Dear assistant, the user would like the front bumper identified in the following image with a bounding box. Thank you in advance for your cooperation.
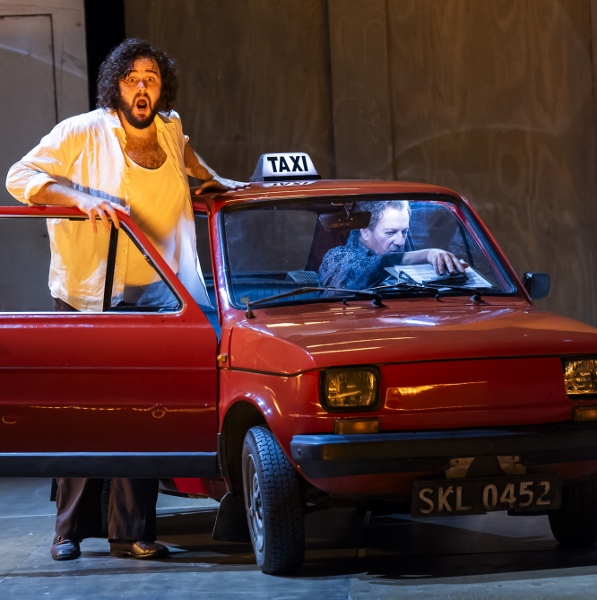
[290,421,597,478]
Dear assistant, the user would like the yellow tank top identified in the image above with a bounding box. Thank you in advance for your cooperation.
[124,153,189,286]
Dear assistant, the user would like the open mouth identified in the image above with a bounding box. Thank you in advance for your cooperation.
[135,97,149,112]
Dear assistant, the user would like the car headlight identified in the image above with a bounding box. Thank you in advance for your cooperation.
[322,367,379,411]
[564,358,597,396]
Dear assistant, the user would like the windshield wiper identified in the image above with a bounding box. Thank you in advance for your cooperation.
[368,278,442,296]
[369,279,488,302]
[243,286,385,318]
[392,268,487,301]
[428,284,488,302]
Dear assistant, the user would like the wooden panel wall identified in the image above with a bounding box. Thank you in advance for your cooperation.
[125,0,334,181]
[125,0,597,325]
[387,0,597,324]
[328,0,394,179]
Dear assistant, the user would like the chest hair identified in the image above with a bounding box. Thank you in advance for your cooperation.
[125,134,167,169]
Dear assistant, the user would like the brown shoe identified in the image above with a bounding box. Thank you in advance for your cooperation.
[109,540,169,559]
[51,536,81,561]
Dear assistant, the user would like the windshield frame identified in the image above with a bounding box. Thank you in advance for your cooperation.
[218,193,521,311]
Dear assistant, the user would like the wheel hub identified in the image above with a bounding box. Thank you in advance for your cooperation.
[246,455,264,552]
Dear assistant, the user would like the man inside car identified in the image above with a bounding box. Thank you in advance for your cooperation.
[318,200,467,290]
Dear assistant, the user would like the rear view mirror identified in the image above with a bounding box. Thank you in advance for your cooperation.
[522,272,550,300]
[319,211,371,231]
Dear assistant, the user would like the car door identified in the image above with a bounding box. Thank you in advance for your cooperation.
[0,206,218,478]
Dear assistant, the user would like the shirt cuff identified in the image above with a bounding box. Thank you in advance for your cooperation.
[24,173,57,204]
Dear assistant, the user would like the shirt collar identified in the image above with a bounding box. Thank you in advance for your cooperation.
[347,230,374,255]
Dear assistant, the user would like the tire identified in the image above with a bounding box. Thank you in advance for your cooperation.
[548,476,597,547]
[242,426,305,574]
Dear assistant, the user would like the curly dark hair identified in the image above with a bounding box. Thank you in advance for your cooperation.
[96,38,178,113]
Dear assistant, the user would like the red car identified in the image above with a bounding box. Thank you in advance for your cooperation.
[2,152,597,575]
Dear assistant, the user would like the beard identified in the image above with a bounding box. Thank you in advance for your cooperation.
[118,94,160,130]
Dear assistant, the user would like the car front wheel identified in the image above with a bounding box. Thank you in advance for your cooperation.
[241,426,305,574]
[548,476,597,547]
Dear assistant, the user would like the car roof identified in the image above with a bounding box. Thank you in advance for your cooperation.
[191,179,465,212]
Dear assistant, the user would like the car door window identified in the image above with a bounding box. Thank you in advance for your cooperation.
[0,216,180,312]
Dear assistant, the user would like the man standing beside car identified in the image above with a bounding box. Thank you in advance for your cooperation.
[5,38,246,561]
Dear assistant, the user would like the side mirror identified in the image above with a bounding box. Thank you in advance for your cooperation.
[522,272,550,300]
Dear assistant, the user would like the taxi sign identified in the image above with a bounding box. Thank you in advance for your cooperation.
[250,152,320,182]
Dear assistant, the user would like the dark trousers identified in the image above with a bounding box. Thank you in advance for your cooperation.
[55,478,159,541]
[52,297,159,543]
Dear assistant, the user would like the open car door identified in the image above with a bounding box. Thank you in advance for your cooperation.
[0,206,218,479]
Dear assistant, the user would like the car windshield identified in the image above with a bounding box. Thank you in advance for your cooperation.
[222,197,518,308]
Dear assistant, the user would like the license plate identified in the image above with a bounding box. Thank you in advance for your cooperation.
[411,475,561,518]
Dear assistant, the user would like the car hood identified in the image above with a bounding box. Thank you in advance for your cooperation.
[227,299,597,375]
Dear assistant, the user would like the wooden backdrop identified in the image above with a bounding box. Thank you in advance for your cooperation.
[126,0,597,325]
